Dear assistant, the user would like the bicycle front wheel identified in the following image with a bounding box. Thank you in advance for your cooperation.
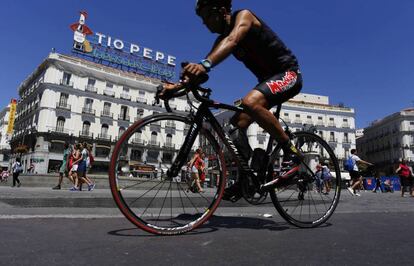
[109,113,226,235]
[269,131,341,228]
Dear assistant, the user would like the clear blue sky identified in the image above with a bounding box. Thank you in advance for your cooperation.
[1,0,413,128]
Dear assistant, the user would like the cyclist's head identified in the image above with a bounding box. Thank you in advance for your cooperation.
[351,149,357,154]
[195,0,232,16]
[195,0,232,33]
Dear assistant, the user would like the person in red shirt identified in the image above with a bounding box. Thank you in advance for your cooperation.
[396,159,413,197]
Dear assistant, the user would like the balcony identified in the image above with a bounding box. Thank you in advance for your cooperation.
[328,138,338,143]
[148,141,160,147]
[163,143,175,150]
[131,138,146,145]
[48,126,71,135]
[85,84,97,93]
[134,116,144,122]
[328,123,336,127]
[118,114,130,122]
[97,134,112,141]
[59,79,74,87]
[342,123,350,128]
[101,111,113,119]
[104,89,115,97]
[120,93,131,101]
[79,131,94,139]
[137,97,147,104]
[56,102,71,111]
[343,139,351,144]
[82,107,96,115]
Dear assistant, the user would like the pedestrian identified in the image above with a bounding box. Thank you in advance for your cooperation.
[322,164,332,195]
[396,159,413,197]
[74,143,95,191]
[315,164,324,193]
[53,142,74,190]
[1,167,9,182]
[372,172,383,193]
[11,158,23,187]
[78,142,95,191]
[187,148,204,193]
[69,143,81,191]
[346,149,374,196]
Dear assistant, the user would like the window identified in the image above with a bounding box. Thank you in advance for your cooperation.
[59,93,69,106]
[88,78,96,86]
[56,117,65,132]
[166,134,172,146]
[120,106,129,120]
[82,121,91,135]
[343,118,348,122]
[101,124,109,137]
[106,82,114,89]
[139,90,145,97]
[62,72,71,85]
[344,133,349,143]
[123,87,130,93]
[295,114,300,118]
[329,118,334,121]
[84,98,93,109]
[103,102,111,115]
[318,117,323,120]
[284,113,289,117]
[307,115,312,119]
[151,132,157,145]
[131,149,142,161]
[330,132,335,141]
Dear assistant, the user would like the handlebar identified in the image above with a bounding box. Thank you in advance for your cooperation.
[155,62,213,112]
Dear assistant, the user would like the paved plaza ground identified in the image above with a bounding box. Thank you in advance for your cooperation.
[1,178,414,265]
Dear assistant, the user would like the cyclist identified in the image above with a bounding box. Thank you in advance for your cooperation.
[160,0,303,201]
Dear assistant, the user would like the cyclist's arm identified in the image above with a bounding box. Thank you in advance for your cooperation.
[206,10,258,67]
[359,159,373,166]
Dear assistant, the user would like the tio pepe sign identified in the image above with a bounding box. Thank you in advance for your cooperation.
[70,11,176,80]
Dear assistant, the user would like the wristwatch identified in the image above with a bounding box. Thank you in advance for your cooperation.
[200,59,212,72]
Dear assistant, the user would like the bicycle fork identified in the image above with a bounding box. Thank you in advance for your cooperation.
[167,122,201,178]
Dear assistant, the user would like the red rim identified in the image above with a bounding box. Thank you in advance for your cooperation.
[109,114,227,235]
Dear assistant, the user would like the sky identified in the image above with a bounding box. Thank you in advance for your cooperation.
[0,0,413,129]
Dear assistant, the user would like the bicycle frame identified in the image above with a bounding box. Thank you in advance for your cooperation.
[168,97,273,182]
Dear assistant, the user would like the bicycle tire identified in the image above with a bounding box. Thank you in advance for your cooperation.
[268,131,341,228]
[109,113,226,235]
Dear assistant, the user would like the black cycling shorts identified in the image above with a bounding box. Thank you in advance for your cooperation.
[254,69,302,107]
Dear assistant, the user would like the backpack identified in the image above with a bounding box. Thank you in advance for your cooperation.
[14,163,23,174]
[343,156,355,172]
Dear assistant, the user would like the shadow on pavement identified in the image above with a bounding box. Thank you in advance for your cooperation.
[107,215,291,237]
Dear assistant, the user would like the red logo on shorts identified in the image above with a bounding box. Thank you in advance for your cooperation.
[266,71,298,94]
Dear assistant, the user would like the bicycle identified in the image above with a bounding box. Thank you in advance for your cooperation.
[109,70,341,235]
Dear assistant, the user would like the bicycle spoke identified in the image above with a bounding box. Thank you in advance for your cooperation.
[270,131,341,227]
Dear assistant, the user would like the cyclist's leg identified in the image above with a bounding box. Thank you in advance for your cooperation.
[242,70,302,146]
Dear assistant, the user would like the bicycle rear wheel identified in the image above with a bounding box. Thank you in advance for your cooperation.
[109,113,226,235]
[269,131,341,227]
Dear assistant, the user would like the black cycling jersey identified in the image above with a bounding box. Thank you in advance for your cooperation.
[230,10,299,82]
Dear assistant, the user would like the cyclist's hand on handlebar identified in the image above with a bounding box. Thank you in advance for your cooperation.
[181,62,208,84]
[157,82,184,100]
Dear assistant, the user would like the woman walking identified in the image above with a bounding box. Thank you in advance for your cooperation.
[53,142,73,190]
[11,158,23,187]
